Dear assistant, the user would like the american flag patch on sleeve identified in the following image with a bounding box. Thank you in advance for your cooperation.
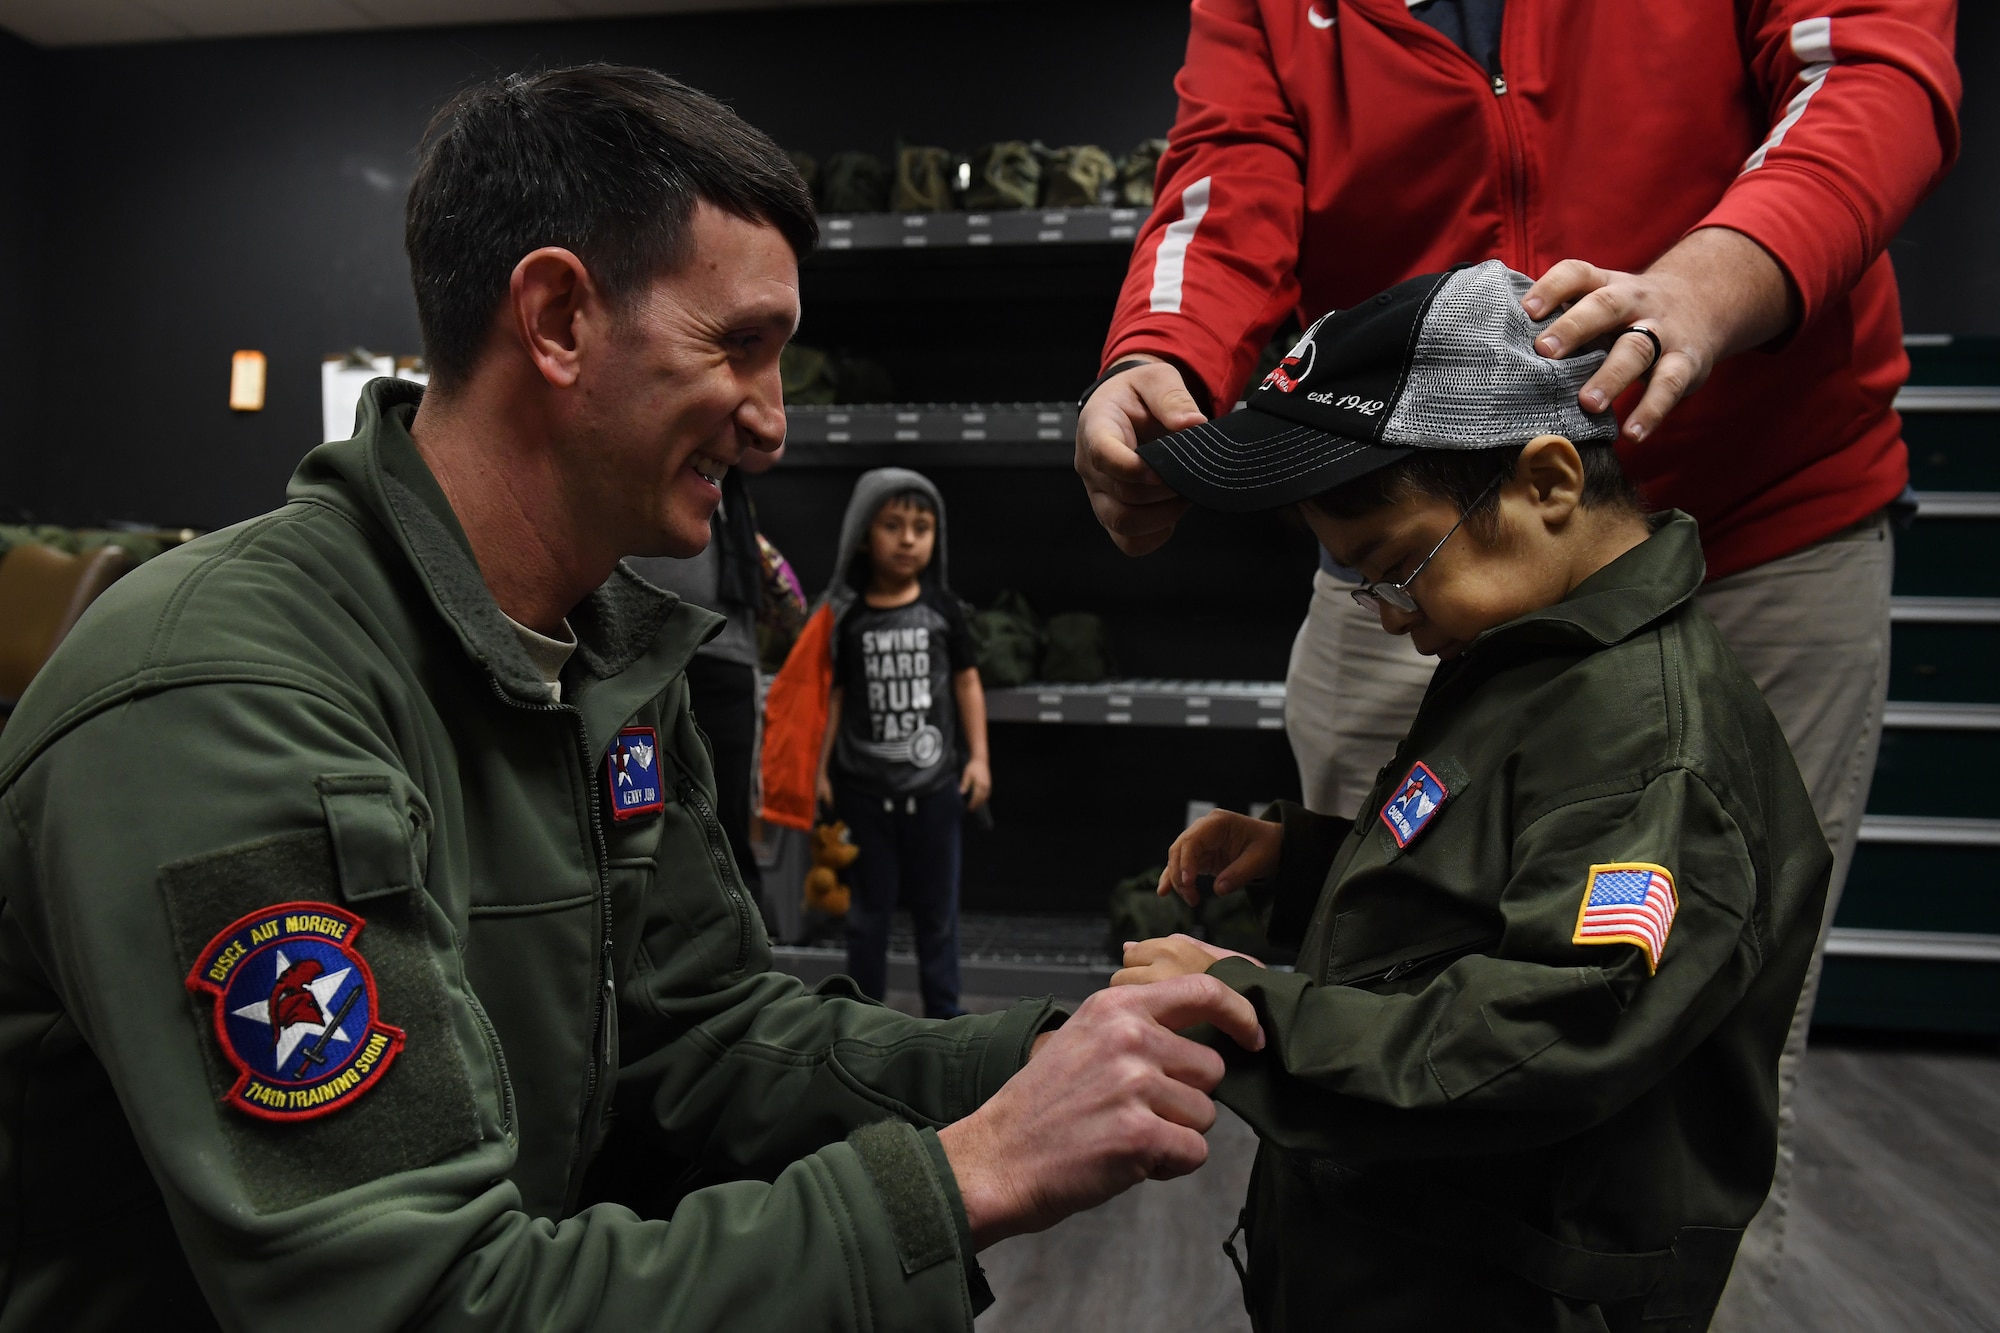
[1572,863,1679,973]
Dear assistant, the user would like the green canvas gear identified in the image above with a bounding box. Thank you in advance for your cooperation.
[964,141,1040,210]
[970,589,1042,688]
[1039,145,1117,208]
[1038,612,1114,683]
[780,342,839,406]
[832,353,896,404]
[1104,866,1194,961]
[893,144,958,213]
[818,150,890,213]
[785,148,819,200]
[1118,138,1169,208]
[0,522,187,569]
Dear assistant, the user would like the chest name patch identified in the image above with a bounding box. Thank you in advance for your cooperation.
[1379,761,1449,848]
[607,726,666,821]
[1573,863,1679,974]
[185,902,405,1122]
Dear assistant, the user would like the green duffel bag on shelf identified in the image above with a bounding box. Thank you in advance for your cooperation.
[1105,866,1194,962]
[780,342,839,406]
[1041,144,1117,208]
[1198,886,1269,959]
[832,353,896,404]
[893,144,958,212]
[964,140,1040,210]
[819,150,890,213]
[1039,611,1115,683]
[1118,138,1169,208]
[971,588,1043,688]
[785,148,819,200]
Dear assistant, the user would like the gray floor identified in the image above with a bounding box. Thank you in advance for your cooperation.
[898,992,2000,1332]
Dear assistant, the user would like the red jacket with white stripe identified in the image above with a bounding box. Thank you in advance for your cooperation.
[1103,0,1961,579]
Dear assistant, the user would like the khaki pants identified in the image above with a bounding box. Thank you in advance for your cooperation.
[1282,516,1893,1324]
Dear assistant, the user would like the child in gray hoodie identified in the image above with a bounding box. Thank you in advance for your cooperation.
[799,469,989,1017]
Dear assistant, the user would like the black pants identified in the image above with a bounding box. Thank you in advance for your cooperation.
[835,783,964,1018]
[683,654,761,898]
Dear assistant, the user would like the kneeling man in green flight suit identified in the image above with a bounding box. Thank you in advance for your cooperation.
[1115,261,1831,1333]
[0,66,1263,1332]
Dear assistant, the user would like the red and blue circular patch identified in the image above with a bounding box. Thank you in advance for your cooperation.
[185,902,405,1122]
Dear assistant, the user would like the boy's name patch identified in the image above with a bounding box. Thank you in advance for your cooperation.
[1379,761,1449,848]
[1573,863,1679,974]
[185,902,406,1122]
[607,726,666,821]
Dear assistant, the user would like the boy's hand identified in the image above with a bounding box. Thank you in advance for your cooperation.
[1159,810,1283,906]
[960,757,992,811]
[815,771,835,809]
[1112,934,1265,987]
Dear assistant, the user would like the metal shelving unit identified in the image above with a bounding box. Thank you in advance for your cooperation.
[986,679,1286,730]
[818,206,1145,252]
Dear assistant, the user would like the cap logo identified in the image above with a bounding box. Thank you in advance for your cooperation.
[1262,327,1318,394]
[1307,391,1385,415]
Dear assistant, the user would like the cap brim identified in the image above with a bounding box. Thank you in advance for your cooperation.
[1137,405,1411,513]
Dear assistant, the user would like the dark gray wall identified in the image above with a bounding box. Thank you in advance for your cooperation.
[1891,4,2000,337]
[0,30,41,510]
[5,2,1187,530]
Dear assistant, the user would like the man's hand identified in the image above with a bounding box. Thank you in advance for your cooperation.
[1158,809,1283,906]
[937,974,1264,1249]
[1113,933,1265,987]
[959,757,992,811]
[1521,227,1797,444]
[1073,356,1206,555]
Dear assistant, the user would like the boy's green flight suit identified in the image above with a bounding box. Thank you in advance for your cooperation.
[1212,514,1831,1333]
[0,379,1055,1332]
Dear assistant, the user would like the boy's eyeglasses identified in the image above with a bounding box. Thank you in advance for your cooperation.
[1349,472,1507,615]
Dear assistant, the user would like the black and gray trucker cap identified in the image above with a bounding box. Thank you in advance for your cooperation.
[1138,260,1618,513]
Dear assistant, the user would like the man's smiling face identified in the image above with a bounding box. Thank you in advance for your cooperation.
[575,202,799,558]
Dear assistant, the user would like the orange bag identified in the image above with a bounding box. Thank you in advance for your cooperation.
[759,603,835,831]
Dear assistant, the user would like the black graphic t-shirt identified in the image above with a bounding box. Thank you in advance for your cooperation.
[831,589,978,798]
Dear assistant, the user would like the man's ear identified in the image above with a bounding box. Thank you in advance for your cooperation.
[508,247,599,389]
[1517,435,1585,522]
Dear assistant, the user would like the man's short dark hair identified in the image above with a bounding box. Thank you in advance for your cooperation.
[406,64,817,389]
[1307,441,1642,537]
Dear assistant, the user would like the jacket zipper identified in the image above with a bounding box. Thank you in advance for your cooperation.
[1492,75,1532,269]
[1486,13,1532,270]
[1340,934,1497,988]
[490,681,617,1206]
[678,773,755,975]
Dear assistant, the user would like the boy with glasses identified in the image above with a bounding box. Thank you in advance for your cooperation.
[1112,261,1831,1332]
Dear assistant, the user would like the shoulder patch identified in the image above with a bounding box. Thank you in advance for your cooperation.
[1573,863,1679,974]
[185,902,406,1121]
[1379,761,1449,848]
[607,726,666,820]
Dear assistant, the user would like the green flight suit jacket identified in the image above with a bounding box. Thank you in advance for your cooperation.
[1214,513,1831,1333]
[0,379,1056,1332]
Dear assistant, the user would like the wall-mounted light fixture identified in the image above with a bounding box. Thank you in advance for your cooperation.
[230,350,267,412]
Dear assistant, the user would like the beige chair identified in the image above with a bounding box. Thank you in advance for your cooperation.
[0,543,132,730]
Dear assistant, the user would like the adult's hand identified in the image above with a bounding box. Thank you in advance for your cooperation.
[1520,227,1798,445]
[1073,356,1207,555]
[937,974,1264,1248]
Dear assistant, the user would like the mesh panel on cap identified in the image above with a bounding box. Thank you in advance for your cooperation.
[1381,261,1616,448]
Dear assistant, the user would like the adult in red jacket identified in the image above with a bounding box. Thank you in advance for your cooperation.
[1075,1,1960,1324]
